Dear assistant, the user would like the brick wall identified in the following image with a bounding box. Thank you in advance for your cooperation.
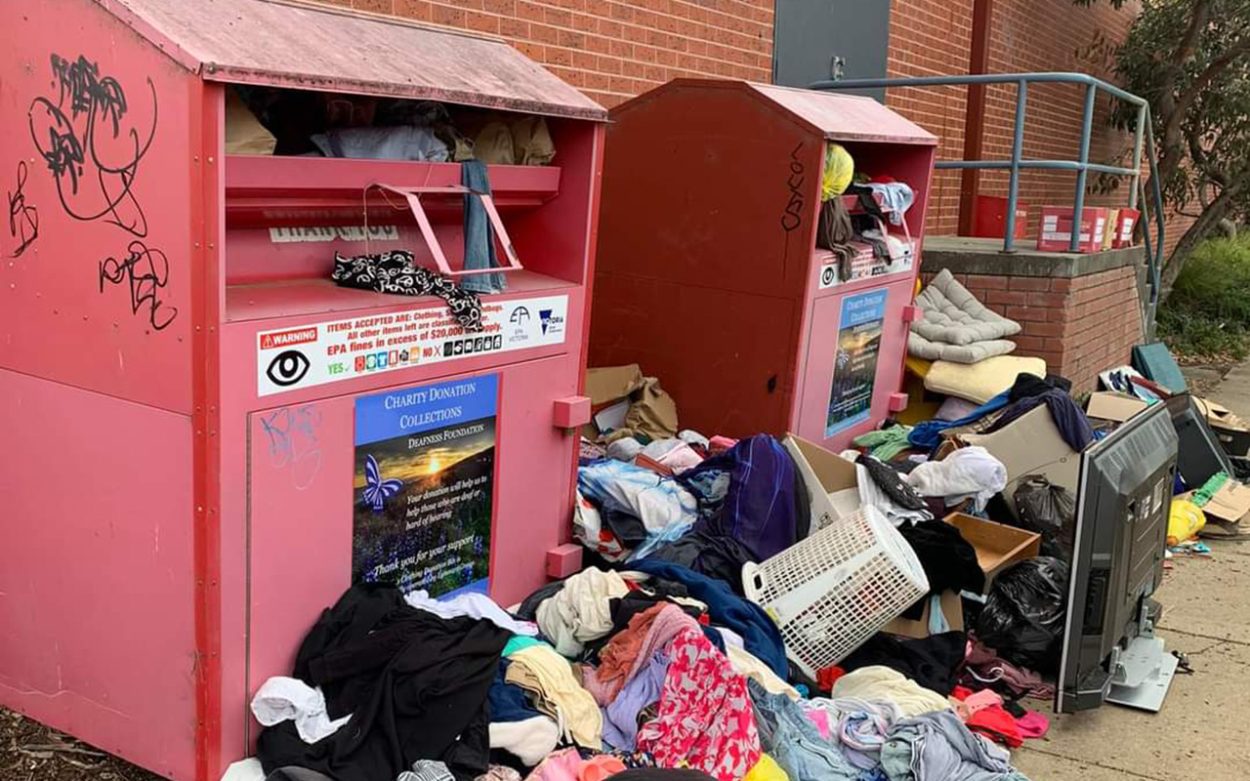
[321,0,1194,255]
[326,0,774,108]
[887,0,1143,240]
[931,265,1144,393]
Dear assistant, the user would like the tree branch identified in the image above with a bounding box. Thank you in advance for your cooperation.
[1172,34,1250,121]
[1172,0,1213,69]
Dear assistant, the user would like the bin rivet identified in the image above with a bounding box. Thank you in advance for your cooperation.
[208,156,215,164]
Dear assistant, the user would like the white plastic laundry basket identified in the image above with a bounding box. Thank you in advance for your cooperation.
[742,505,929,678]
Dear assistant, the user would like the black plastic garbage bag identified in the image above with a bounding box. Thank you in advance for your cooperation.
[1013,475,1076,560]
[976,556,1070,673]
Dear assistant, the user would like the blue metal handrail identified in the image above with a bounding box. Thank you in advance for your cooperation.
[808,72,1166,332]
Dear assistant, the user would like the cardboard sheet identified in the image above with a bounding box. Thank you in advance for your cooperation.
[884,591,964,639]
[583,364,678,441]
[784,434,858,533]
[1203,480,1250,523]
[961,405,1080,512]
[1086,392,1149,423]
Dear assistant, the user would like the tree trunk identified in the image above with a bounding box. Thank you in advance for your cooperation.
[1160,189,1236,295]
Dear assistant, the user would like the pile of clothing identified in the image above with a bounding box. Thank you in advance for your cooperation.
[243,381,1106,781]
[250,559,1042,781]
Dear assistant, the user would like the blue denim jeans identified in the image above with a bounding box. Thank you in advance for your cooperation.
[748,679,861,781]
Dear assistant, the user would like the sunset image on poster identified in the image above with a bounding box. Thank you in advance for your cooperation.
[826,289,887,437]
[352,375,498,597]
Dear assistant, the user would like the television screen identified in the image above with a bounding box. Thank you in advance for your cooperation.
[1056,402,1177,713]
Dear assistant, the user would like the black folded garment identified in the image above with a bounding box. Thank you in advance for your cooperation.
[897,519,985,620]
[840,630,968,695]
[331,250,483,332]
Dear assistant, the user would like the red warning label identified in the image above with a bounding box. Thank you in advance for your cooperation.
[260,327,319,350]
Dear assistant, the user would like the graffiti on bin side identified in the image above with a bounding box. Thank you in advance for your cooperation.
[6,161,39,258]
[28,54,157,237]
[260,406,324,490]
[781,142,806,233]
[27,52,177,332]
[97,241,178,331]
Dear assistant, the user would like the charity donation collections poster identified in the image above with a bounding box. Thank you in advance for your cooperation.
[352,374,498,597]
[826,289,887,437]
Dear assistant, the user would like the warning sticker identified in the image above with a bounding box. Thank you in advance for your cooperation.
[257,295,569,397]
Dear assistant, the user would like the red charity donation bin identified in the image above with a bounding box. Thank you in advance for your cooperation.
[0,1,606,779]
[589,80,937,451]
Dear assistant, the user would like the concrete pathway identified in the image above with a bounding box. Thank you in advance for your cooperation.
[1012,363,1250,779]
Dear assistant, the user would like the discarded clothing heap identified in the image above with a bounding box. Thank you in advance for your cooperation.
[577,461,699,562]
[839,631,968,696]
[830,667,951,719]
[905,446,1007,513]
[635,626,761,781]
[536,568,631,657]
[949,686,1049,748]
[854,425,915,462]
[331,250,483,332]
[506,644,604,749]
[881,710,1029,781]
[248,393,1070,781]
[256,584,510,781]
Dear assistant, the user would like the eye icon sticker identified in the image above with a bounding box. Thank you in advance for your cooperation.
[266,349,311,388]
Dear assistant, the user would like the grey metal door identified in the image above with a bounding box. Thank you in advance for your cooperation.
[773,0,892,100]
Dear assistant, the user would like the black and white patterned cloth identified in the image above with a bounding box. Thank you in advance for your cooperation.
[331,250,484,332]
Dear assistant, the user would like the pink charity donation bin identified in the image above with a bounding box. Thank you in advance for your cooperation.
[0,1,607,778]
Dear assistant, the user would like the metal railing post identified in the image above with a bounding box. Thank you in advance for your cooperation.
[1129,104,1146,211]
[1070,83,1098,252]
[1004,80,1029,253]
[807,72,1168,333]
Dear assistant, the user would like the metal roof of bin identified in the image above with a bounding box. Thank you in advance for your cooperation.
[97,0,608,120]
[613,79,936,145]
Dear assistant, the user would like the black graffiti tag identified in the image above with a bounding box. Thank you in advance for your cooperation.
[781,143,806,233]
[28,53,157,237]
[98,241,178,331]
[7,161,39,257]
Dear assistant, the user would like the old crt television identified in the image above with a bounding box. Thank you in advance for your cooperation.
[1057,402,1178,713]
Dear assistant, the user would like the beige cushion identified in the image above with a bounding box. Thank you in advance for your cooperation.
[925,356,1047,404]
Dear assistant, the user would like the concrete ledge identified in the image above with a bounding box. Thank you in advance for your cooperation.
[921,236,1145,278]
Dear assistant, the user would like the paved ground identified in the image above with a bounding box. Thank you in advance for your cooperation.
[1013,362,1250,780]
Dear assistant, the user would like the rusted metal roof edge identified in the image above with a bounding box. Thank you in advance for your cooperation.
[203,66,610,121]
[256,0,510,46]
[747,82,939,146]
[94,0,204,74]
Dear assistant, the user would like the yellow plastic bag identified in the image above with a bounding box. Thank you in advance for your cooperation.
[822,143,855,201]
[1167,499,1206,546]
[744,754,789,781]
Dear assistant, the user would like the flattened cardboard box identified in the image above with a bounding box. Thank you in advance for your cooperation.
[960,405,1080,516]
[1204,480,1250,523]
[1086,392,1148,423]
[782,434,860,533]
